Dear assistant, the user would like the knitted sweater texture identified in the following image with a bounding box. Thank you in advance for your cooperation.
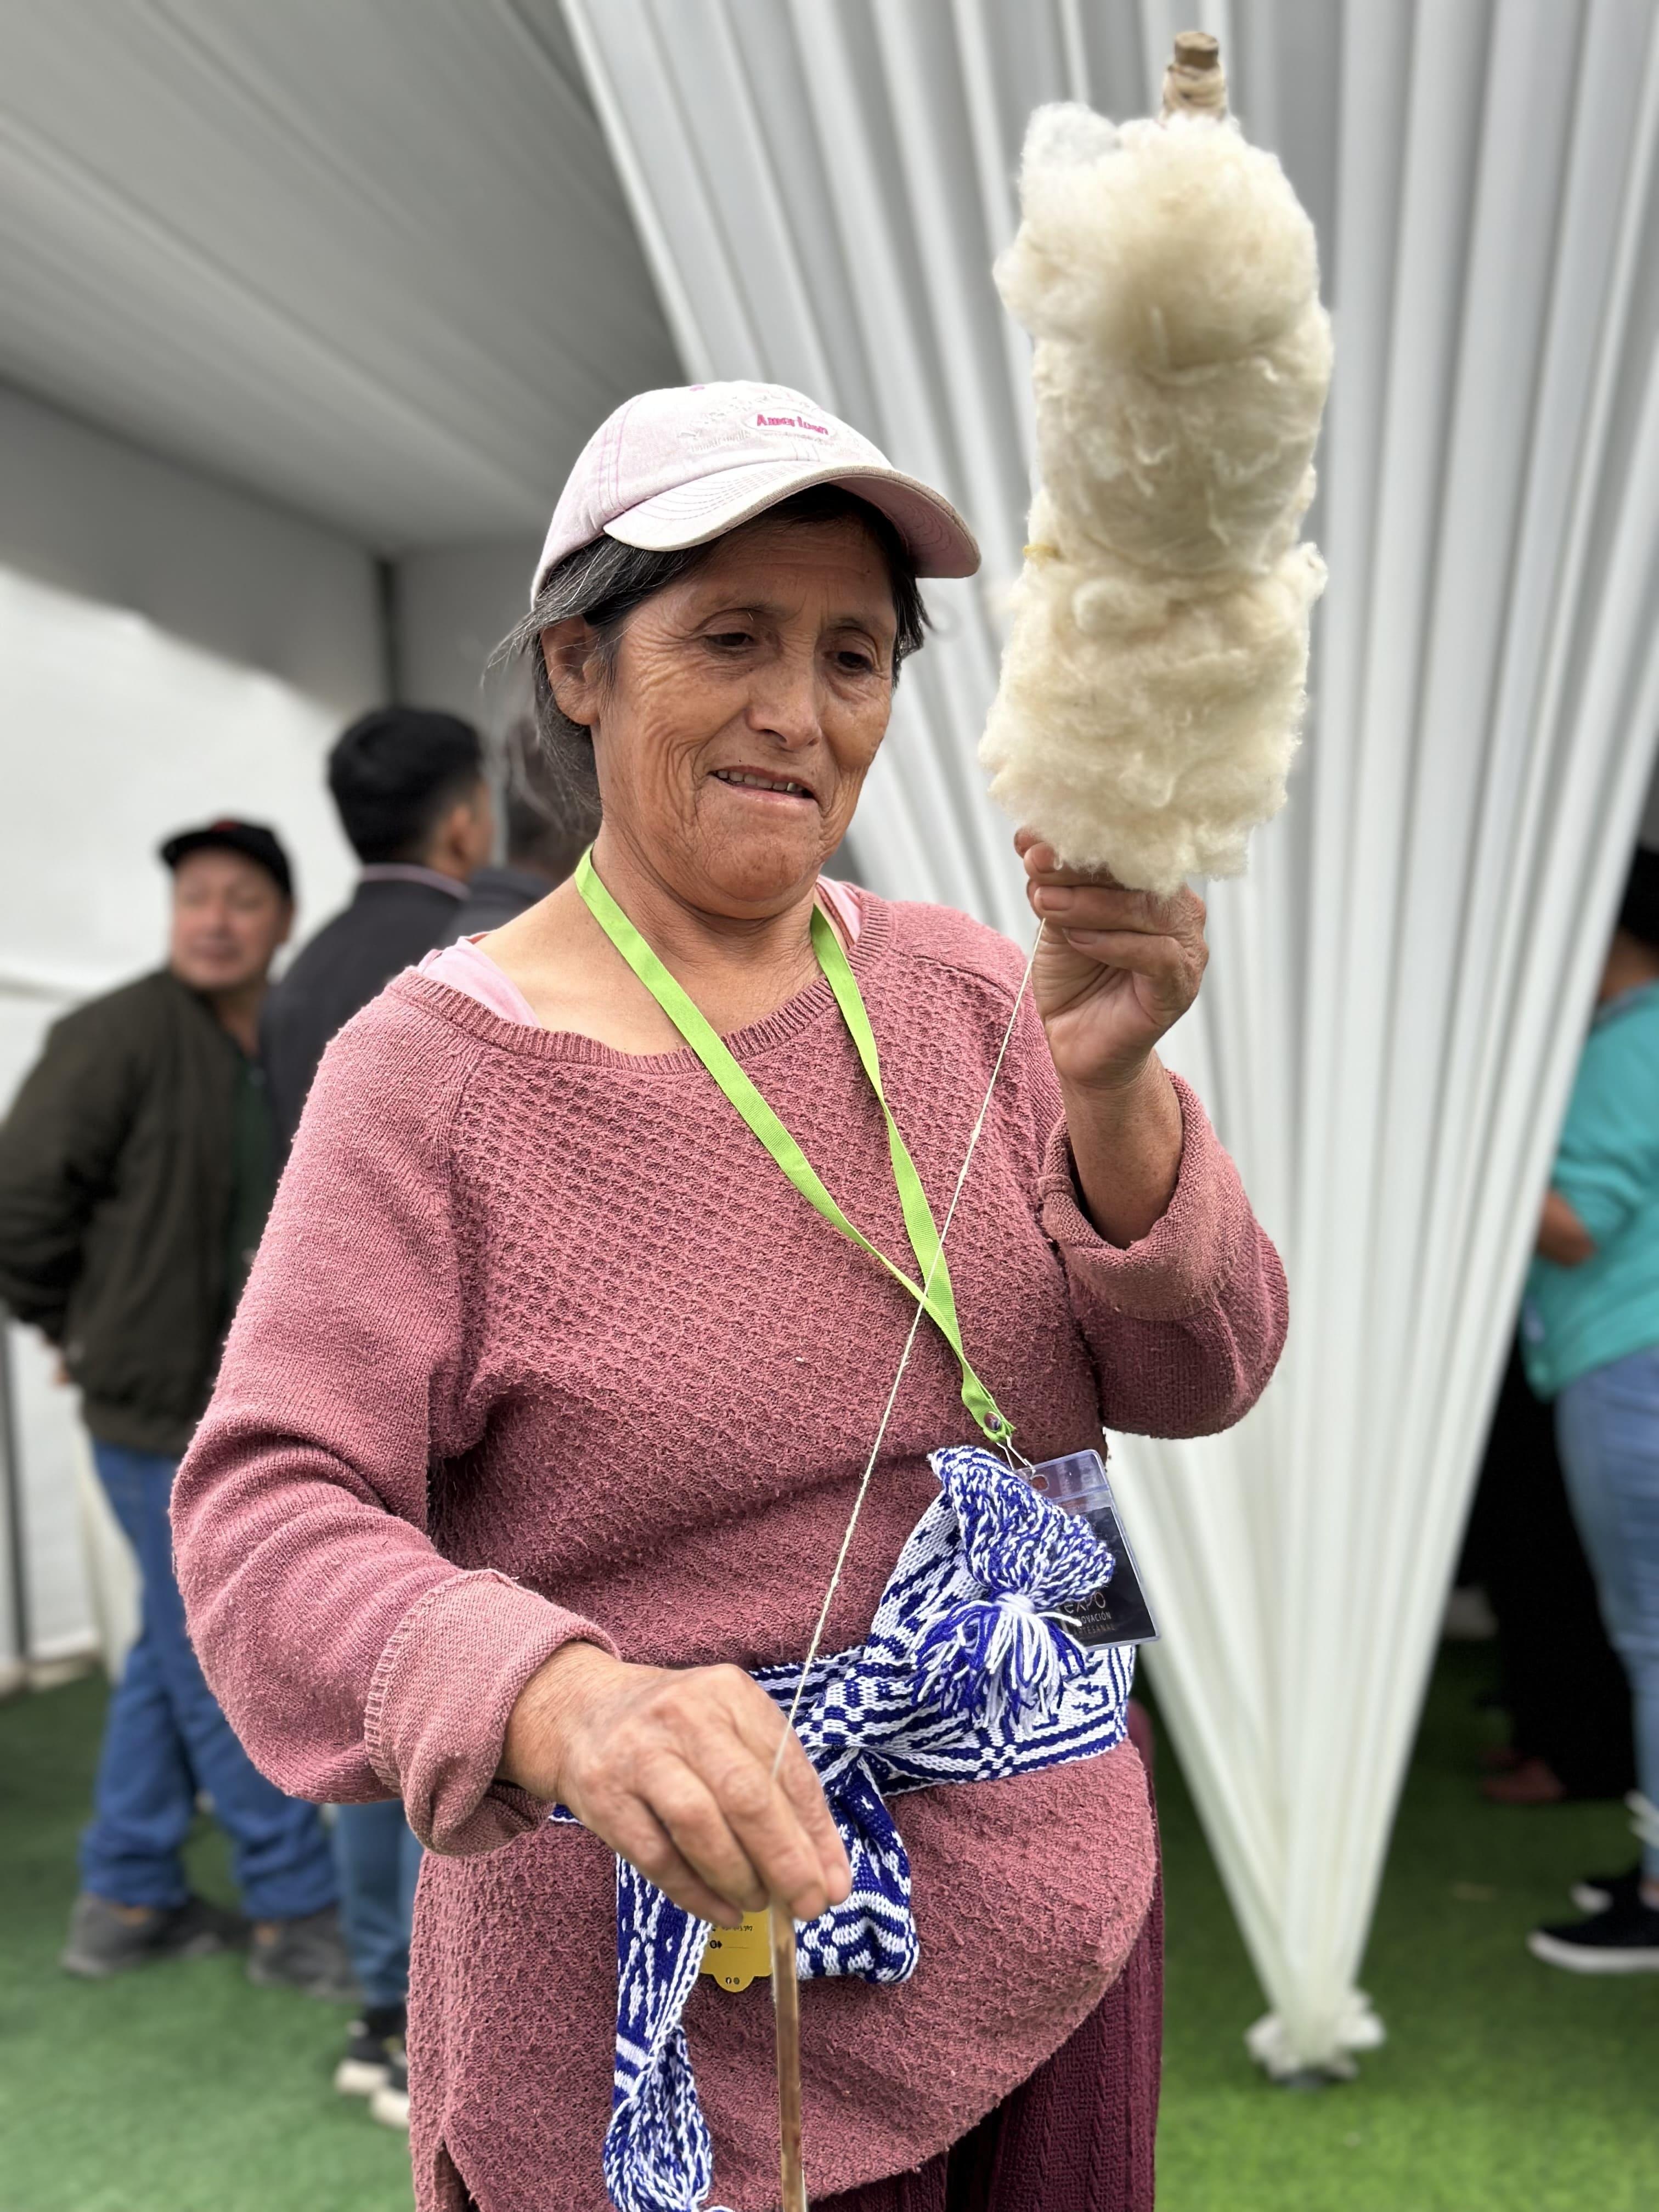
[172,890,1286,2212]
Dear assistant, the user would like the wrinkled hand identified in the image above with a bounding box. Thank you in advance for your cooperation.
[1018,831,1208,1091]
[501,1642,851,1927]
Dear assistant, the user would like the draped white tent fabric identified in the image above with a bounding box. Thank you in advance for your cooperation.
[564,0,1659,2070]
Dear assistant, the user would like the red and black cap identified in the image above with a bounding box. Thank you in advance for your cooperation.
[159,819,293,901]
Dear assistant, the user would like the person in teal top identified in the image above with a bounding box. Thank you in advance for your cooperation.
[1522,923,1659,1400]
[1523,845,1659,1974]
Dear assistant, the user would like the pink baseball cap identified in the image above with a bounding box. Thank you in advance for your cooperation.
[531,381,980,600]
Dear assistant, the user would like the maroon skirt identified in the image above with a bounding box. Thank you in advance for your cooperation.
[812,1871,1161,2212]
[816,1703,1163,2212]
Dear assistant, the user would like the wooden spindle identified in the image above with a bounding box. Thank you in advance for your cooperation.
[772,1907,807,2212]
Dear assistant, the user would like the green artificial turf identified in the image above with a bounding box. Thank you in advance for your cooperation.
[1,1647,1656,2210]
[0,1673,411,2212]
[1155,1641,1659,2210]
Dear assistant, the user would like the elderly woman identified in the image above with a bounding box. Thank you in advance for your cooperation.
[173,381,1286,2212]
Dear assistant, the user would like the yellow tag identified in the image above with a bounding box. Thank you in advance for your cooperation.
[699,1910,773,1993]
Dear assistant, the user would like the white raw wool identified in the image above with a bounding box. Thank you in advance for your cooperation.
[980,103,1333,895]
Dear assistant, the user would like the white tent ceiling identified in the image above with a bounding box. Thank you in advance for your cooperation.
[0,1,679,550]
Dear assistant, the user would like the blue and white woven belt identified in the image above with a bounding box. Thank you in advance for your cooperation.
[550,1443,1136,2212]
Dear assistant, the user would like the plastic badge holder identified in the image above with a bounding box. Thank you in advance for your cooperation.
[1028,1449,1159,1647]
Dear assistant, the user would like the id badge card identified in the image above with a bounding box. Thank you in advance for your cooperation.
[1029,1448,1159,1647]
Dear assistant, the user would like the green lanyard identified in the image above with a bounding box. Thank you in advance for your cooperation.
[575,848,1012,1446]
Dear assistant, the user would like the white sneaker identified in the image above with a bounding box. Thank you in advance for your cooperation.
[369,2052,409,2131]
[1527,1897,1659,1973]
[334,2012,403,2098]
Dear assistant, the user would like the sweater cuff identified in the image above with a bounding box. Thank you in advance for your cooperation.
[1036,1074,1246,1321]
[364,1570,615,1856]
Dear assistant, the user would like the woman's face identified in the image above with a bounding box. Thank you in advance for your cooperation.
[546,514,899,916]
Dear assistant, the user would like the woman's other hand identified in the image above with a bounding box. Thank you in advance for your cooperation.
[500,1642,851,1927]
[1537,1187,1596,1268]
[1018,831,1207,1090]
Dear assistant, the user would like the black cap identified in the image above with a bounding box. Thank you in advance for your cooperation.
[160,819,293,901]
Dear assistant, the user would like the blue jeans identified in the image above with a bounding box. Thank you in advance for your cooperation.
[333,1800,421,2011]
[78,1442,337,1921]
[1556,1346,1659,1878]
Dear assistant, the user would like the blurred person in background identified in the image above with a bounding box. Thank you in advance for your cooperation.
[263,708,492,2129]
[1465,1338,1634,1809]
[1523,845,1659,1973]
[451,714,601,936]
[0,821,352,1994]
[262,708,494,1147]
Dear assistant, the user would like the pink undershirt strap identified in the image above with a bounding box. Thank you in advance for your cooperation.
[416,935,540,1025]
[417,878,865,1031]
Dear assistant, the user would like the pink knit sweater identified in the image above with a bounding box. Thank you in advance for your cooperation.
[172,890,1286,2212]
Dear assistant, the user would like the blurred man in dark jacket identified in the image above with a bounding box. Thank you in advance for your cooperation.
[262,708,494,1145]
[452,714,599,938]
[0,822,351,1994]
[260,707,492,2129]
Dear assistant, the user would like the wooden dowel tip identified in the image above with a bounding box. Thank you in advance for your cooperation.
[1163,29,1228,119]
[1172,30,1220,69]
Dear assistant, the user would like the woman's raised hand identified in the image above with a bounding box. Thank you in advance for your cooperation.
[1017,830,1205,1246]
[501,1642,851,1927]
[1018,830,1207,1092]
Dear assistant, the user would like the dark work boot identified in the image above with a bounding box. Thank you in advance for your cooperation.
[247,1905,360,2002]
[61,1892,248,1977]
